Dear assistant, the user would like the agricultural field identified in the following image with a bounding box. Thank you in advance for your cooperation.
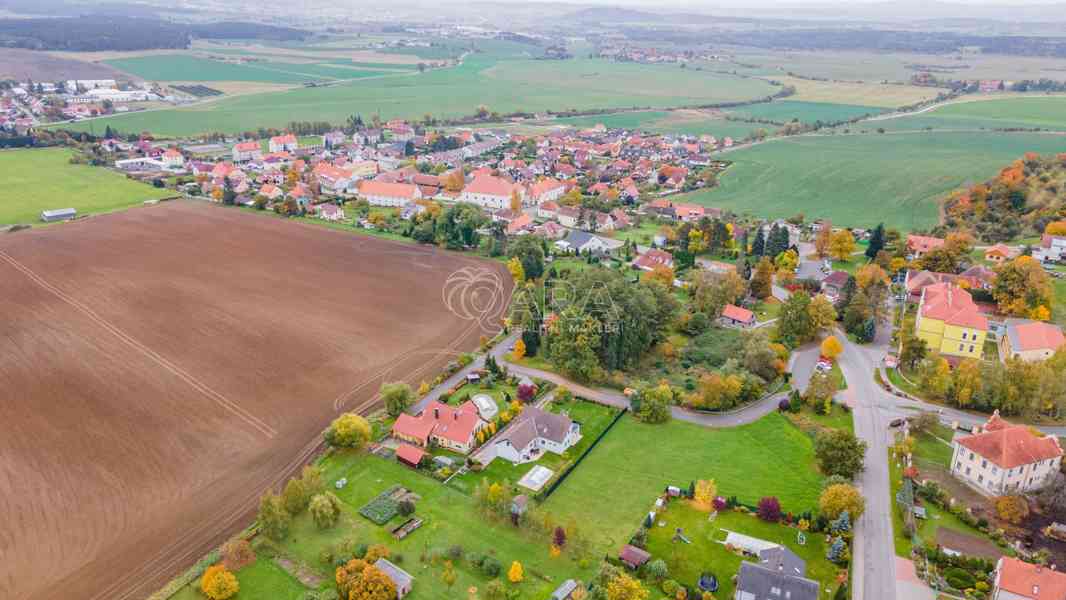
[869,95,1066,132]
[551,109,770,139]
[0,148,172,225]
[768,76,939,108]
[679,131,1066,231]
[0,200,509,600]
[543,412,825,552]
[726,100,885,124]
[56,51,780,137]
[104,55,398,83]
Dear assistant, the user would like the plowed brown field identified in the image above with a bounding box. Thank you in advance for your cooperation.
[0,200,509,600]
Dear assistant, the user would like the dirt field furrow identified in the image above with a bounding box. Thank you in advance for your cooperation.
[0,200,510,600]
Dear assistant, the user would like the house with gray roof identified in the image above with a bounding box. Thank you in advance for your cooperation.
[374,558,414,599]
[554,230,611,255]
[757,546,807,579]
[735,561,819,600]
[492,406,581,464]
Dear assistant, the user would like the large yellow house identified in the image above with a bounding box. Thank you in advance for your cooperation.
[915,282,989,360]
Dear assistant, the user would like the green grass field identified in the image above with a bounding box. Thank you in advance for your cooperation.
[871,96,1066,132]
[677,131,1066,231]
[0,148,172,225]
[543,413,824,552]
[551,110,770,139]
[105,55,393,83]
[727,100,885,124]
[59,52,779,136]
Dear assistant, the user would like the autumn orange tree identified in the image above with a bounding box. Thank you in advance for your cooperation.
[821,336,843,359]
[201,565,239,600]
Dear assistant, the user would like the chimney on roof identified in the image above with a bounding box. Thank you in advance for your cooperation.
[454,410,459,421]
[433,408,439,420]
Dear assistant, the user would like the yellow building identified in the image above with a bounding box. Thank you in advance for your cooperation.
[915,283,988,360]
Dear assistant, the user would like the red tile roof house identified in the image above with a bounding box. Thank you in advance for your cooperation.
[950,410,1063,495]
[314,163,355,195]
[632,248,674,271]
[391,401,487,454]
[999,319,1065,362]
[232,141,263,163]
[359,181,422,207]
[537,200,560,221]
[259,184,283,201]
[719,304,756,328]
[906,234,946,259]
[820,270,851,301]
[460,175,525,210]
[269,133,299,153]
[528,178,567,205]
[993,557,1066,600]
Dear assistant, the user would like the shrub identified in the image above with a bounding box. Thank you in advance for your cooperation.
[447,545,465,561]
[662,579,679,596]
[201,565,239,600]
[945,567,975,590]
[324,413,372,449]
[309,492,342,529]
[398,499,416,517]
[995,496,1029,524]
[647,559,669,581]
[757,497,782,522]
[221,539,256,572]
[482,556,502,577]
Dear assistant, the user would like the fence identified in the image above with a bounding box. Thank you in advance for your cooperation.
[535,405,628,501]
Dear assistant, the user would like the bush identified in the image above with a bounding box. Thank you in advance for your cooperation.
[482,556,502,577]
[221,539,255,571]
[447,545,465,561]
[945,567,976,590]
[662,579,679,596]
[398,499,415,516]
[757,497,782,522]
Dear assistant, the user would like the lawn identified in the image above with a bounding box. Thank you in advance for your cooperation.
[872,96,1066,132]
[785,404,855,436]
[105,55,389,83]
[912,424,955,471]
[57,48,780,136]
[767,76,939,108]
[170,556,308,600]
[260,449,597,600]
[676,132,1066,231]
[543,413,825,553]
[644,503,841,600]
[727,100,885,125]
[0,148,172,225]
[1053,276,1066,329]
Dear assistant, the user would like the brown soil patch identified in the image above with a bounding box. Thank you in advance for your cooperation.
[936,528,1003,561]
[0,49,130,81]
[0,200,509,600]
[166,81,299,96]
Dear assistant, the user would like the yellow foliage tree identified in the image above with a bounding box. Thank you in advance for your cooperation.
[549,544,562,558]
[418,381,430,395]
[642,265,675,287]
[821,336,843,359]
[349,564,397,600]
[995,495,1029,524]
[692,479,718,512]
[819,483,866,520]
[828,230,856,262]
[606,573,649,600]
[507,257,525,283]
[201,565,239,600]
[510,190,522,212]
[211,188,223,202]
[508,561,524,583]
[1046,221,1066,236]
[512,339,526,361]
[1030,305,1051,321]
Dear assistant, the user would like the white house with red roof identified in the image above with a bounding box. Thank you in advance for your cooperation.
[314,163,355,194]
[992,557,1066,600]
[391,401,487,454]
[1035,234,1066,263]
[232,141,262,163]
[358,181,422,207]
[951,410,1063,495]
[537,201,560,221]
[906,234,946,259]
[527,178,566,205]
[460,175,525,209]
[720,304,756,328]
[161,148,184,169]
[269,134,298,153]
[632,248,674,271]
[999,319,1065,363]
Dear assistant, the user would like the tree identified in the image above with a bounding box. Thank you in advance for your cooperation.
[309,492,342,529]
[325,413,372,449]
[547,307,602,382]
[777,292,815,348]
[865,223,885,259]
[258,491,291,541]
[692,479,718,511]
[507,256,525,283]
[808,295,837,333]
[201,565,239,600]
[634,382,673,424]
[819,483,866,519]
[441,560,457,589]
[815,429,867,480]
[381,382,414,417]
[804,372,837,408]
[1046,221,1066,236]
[899,333,928,372]
[750,257,774,299]
[993,256,1054,317]
[606,573,649,600]
[815,226,832,259]
[646,559,669,581]
[282,477,309,514]
[508,561,524,583]
[348,564,397,600]
[689,270,747,317]
[920,355,952,401]
[512,338,526,361]
[554,525,567,548]
[221,539,255,572]
[828,230,856,262]
[509,235,545,280]
[757,496,782,522]
[821,336,843,360]
[642,265,675,287]
[995,495,1030,524]
[751,228,766,256]
[1037,472,1066,514]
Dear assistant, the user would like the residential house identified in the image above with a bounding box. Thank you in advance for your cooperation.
[915,283,988,360]
[820,270,850,302]
[632,248,674,271]
[314,203,345,222]
[538,201,560,221]
[951,411,1063,495]
[460,175,525,209]
[315,163,355,195]
[491,406,581,464]
[999,319,1065,362]
[268,134,298,153]
[959,265,997,291]
[991,557,1066,600]
[555,230,611,255]
[618,545,651,570]
[507,213,534,236]
[375,558,414,599]
[610,208,632,229]
[905,270,960,303]
[359,181,423,207]
[232,141,262,163]
[984,244,1017,265]
[259,184,283,201]
[161,148,184,169]
[734,561,819,600]
[534,221,566,240]
[907,234,946,259]
[1035,234,1066,263]
[556,206,580,228]
[391,401,487,454]
[528,178,567,205]
[720,304,756,328]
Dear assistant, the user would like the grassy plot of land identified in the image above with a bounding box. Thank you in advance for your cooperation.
[170,557,308,600]
[0,148,172,225]
[645,504,840,600]
[58,53,779,137]
[552,110,772,139]
[871,96,1066,132]
[543,413,824,552]
[769,76,939,108]
[728,100,885,124]
[678,132,1066,231]
[105,55,390,83]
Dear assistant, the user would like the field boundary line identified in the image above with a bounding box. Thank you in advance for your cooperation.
[0,250,276,438]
